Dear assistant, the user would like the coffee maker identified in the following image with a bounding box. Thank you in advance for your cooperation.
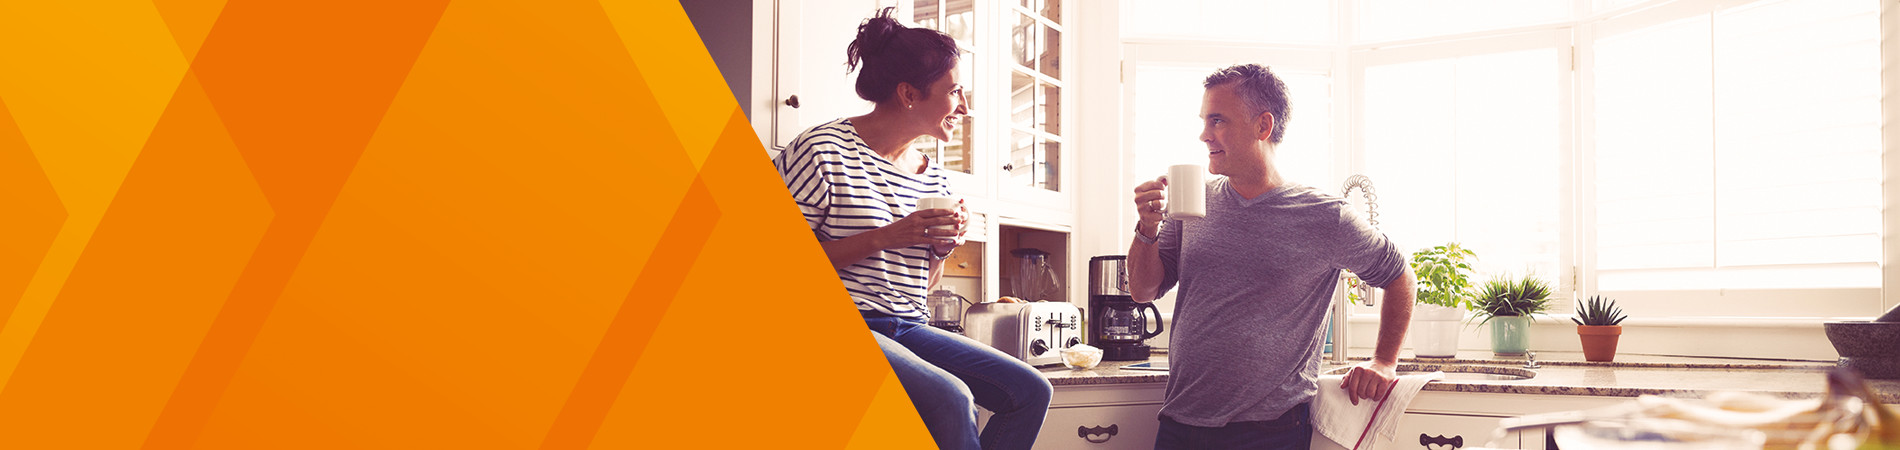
[1088,255,1164,361]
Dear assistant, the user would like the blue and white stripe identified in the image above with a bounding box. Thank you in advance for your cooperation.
[774,118,950,319]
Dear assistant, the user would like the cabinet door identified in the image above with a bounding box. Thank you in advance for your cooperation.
[1382,413,1519,450]
[770,0,889,151]
[1034,403,1162,450]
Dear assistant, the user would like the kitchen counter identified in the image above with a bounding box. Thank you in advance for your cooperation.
[1041,350,1900,403]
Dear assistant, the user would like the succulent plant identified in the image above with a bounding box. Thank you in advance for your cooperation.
[1572,295,1627,326]
[1473,274,1554,326]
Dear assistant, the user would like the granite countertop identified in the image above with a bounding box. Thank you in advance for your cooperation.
[1042,350,1900,403]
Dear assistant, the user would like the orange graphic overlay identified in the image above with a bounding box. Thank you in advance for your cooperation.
[0,1,931,448]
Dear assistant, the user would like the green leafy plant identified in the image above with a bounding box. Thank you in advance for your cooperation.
[1472,274,1554,326]
[1572,295,1627,326]
[1409,243,1479,311]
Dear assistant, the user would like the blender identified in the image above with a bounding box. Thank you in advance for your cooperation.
[1088,255,1165,361]
[1010,248,1061,301]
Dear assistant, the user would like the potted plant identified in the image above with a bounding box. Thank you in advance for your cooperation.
[1473,274,1554,356]
[1572,295,1627,362]
[1408,243,1479,358]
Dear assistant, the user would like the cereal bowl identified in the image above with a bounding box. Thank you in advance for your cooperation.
[1061,345,1103,370]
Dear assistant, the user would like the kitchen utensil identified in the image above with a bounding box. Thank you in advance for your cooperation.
[1166,164,1206,219]
[1060,344,1103,370]
[1088,255,1164,361]
[917,196,957,231]
[962,300,1081,366]
[1010,248,1061,302]
[926,286,972,332]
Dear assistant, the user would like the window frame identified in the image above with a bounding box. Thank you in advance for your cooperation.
[1117,0,1886,320]
[1348,27,1579,309]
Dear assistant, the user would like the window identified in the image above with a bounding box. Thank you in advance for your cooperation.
[1361,42,1566,283]
[1590,0,1882,313]
[1009,1,1065,192]
[1124,0,1332,45]
[910,0,981,175]
[1357,0,1569,43]
[1120,0,1886,319]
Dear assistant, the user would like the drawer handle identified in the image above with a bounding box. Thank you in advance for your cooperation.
[1418,433,1463,449]
[1078,424,1118,444]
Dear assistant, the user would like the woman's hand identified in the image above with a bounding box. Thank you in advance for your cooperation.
[877,200,965,252]
[928,201,970,257]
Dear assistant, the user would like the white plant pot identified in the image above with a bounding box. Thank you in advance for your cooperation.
[1410,304,1465,358]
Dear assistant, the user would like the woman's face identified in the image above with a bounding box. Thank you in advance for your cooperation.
[913,61,968,141]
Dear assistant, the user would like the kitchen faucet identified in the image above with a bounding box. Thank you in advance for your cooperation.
[1331,175,1380,365]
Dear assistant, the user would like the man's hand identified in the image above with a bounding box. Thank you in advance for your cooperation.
[1132,175,1169,238]
[1341,359,1397,405]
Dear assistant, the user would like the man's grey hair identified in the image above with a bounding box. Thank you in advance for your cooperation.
[1203,64,1291,144]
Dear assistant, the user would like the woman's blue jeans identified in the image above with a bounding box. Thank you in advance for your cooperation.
[866,314,1052,450]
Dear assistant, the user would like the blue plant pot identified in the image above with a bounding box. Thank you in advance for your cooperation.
[1489,315,1531,356]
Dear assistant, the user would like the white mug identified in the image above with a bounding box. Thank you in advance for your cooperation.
[917,196,958,231]
[1166,164,1207,219]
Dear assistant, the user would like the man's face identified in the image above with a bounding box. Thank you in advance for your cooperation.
[1198,83,1272,179]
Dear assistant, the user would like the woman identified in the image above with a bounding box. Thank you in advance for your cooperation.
[772,8,1051,450]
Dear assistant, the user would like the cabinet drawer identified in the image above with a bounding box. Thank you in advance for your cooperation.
[1035,403,1162,450]
[1383,413,1518,450]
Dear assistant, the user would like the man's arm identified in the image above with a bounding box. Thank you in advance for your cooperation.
[1128,176,1169,303]
[1371,267,1415,366]
[1128,222,1164,303]
[1341,265,1415,404]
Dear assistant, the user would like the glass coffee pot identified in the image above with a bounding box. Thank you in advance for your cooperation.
[1099,299,1164,345]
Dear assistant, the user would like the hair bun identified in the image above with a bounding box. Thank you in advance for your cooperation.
[847,8,903,73]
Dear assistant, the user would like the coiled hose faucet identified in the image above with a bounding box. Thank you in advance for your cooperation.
[1332,175,1381,364]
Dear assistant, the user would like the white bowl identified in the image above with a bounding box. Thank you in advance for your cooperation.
[1061,347,1103,370]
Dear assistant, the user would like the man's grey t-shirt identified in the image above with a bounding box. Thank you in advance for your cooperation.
[1154,177,1405,427]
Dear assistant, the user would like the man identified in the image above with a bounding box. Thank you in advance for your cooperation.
[1127,64,1417,449]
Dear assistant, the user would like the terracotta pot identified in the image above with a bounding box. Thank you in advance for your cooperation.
[1577,325,1622,362]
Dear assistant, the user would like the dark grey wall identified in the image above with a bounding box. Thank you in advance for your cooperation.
[681,0,754,117]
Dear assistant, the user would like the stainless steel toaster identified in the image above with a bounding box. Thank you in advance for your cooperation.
[962,301,1082,367]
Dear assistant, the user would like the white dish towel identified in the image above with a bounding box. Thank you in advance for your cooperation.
[1313,371,1444,450]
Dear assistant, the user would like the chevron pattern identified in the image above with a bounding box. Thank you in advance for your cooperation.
[0,1,929,448]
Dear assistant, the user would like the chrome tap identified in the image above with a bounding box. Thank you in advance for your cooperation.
[1341,174,1380,229]
[1331,175,1381,364]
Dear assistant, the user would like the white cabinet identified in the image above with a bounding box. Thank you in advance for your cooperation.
[981,382,1166,450]
[1388,413,1524,450]
[728,0,1082,301]
[764,0,891,152]
[1312,411,1519,450]
[1360,390,1623,450]
[1037,403,1162,449]
[1010,382,1626,450]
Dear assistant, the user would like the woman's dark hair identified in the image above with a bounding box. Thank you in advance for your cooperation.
[846,7,959,104]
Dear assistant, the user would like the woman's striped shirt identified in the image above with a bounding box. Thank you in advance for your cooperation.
[774,118,949,320]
